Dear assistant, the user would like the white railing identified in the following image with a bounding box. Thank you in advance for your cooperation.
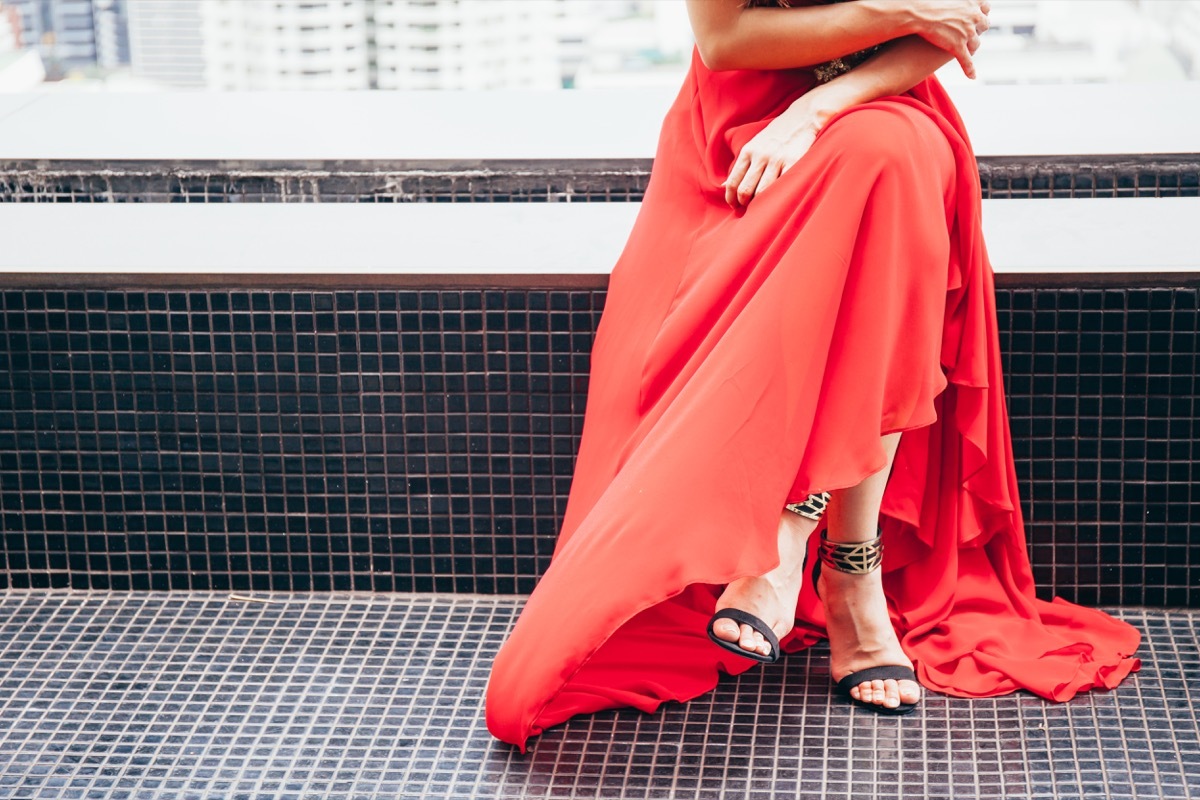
[0,83,1196,160]
[0,199,1195,280]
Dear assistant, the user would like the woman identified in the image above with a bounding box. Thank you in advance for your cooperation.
[486,0,1141,751]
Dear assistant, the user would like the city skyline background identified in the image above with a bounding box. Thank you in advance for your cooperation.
[0,0,1198,92]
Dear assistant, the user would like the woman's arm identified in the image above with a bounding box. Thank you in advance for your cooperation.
[721,33,978,207]
[801,34,962,131]
[686,0,916,72]
[688,0,989,79]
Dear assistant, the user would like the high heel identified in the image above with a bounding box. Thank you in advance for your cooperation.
[814,527,919,715]
[705,491,830,663]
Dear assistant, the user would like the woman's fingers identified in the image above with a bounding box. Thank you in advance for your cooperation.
[755,161,783,198]
[727,156,785,208]
[955,37,974,78]
[910,0,987,79]
[725,107,820,208]
[724,153,751,206]
[728,148,807,208]
[725,152,764,207]
[958,46,976,79]
[974,0,990,35]
[735,156,770,207]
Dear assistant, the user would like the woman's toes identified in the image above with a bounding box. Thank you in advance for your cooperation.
[900,681,922,704]
[712,609,779,657]
[713,617,740,643]
[882,679,900,708]
[738,624,758,652]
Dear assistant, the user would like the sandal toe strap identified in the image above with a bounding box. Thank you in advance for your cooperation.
[708,608,782,657]
[835,664,918,694]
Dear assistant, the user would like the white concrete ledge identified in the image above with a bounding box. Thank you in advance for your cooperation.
[0,84,1197,161]
[0,198,1195,277]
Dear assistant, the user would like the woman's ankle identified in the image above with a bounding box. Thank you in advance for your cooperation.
[776,510,815,561]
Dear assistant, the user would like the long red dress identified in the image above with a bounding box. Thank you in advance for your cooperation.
[485,34,1142,752]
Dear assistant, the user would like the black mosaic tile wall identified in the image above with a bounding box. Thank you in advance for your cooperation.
[1,287,1197,606]
[996,288,1199,608]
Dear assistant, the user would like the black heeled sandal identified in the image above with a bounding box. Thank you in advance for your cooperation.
[813,528,919,715]
[705,492,831,664]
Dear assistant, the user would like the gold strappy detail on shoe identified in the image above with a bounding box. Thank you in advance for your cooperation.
[818,530,883,575]
[784,491,831,521]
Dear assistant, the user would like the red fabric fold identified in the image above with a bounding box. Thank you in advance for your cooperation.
[485,41,1140,753]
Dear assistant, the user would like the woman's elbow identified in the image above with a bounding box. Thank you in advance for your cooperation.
[693,35,730,71]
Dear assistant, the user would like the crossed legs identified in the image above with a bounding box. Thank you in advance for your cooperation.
[709,430,921,710]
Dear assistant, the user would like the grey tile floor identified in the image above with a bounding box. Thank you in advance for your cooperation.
[0,593,1195,800]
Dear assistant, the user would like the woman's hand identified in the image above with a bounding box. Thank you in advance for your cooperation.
[904,0,991,79]
[724,101,823,209]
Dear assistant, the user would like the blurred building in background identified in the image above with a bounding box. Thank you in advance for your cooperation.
[935,0,1190,85]
[200,0,552,91]
[565,0,691,88]
[127,0,203,88]
[199,0,369,91]
[1,0,1198,91]
[6,0,127,78]
[0,0,46,90]
[370,0,559,90]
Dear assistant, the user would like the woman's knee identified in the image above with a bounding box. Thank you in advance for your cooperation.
[824,104,950,182]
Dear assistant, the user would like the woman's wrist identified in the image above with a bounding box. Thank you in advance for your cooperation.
[791,79,875,135]
[794,29,950,133]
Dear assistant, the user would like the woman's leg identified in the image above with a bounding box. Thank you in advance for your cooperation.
[713,430,919,708]
[821,430,921,709]
[710,506,819,658]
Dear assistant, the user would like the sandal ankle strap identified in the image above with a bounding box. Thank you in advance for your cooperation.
[784,491,831,521]
[818,529,883,574]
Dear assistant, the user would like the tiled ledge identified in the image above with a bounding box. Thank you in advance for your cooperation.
[0,198,1197,289]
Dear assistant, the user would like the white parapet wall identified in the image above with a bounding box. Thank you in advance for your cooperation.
[0,83,1197,161]
[0,199,1195,279]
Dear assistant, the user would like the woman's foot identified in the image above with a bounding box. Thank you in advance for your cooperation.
[710,510,816,659]
[818,564,921,710]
